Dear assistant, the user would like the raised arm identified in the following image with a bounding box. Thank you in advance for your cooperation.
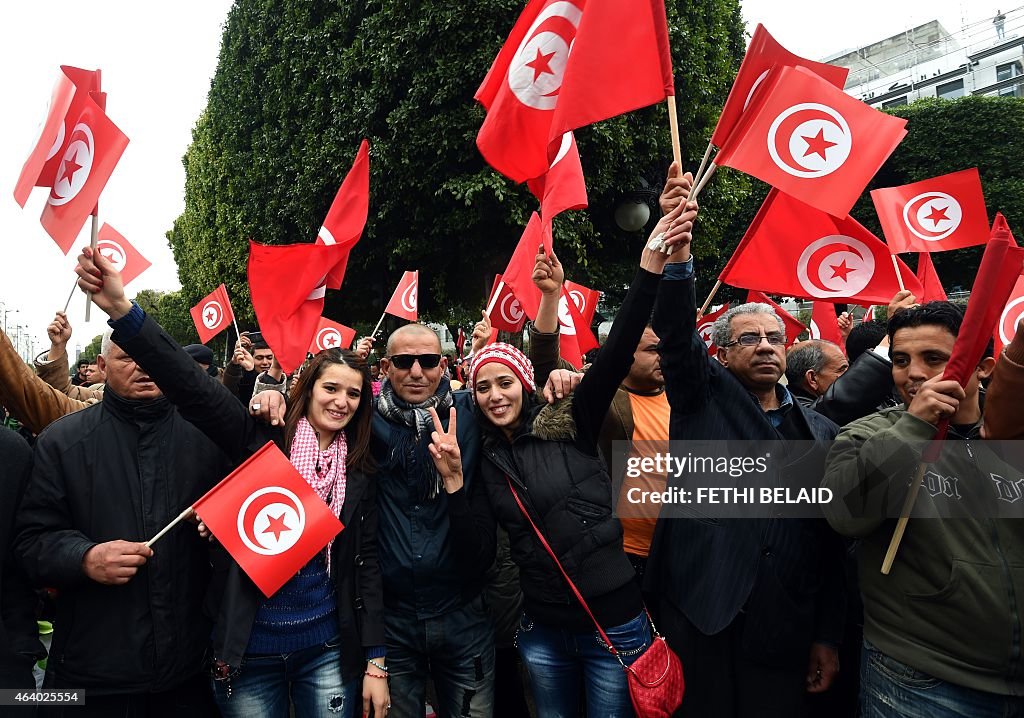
[0,327,89,434]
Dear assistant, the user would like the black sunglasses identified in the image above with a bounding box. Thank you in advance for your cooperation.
[389,353,442,370]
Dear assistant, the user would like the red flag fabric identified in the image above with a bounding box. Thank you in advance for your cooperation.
[314,140,370,292]
[916,252,948,302]
[862,305,876,323]
[746,291,805,348]
[564,279,600,326]
[488,275,528,333]
[714,65,906,219]
[501,214,545,320]
[710,24,849,148]
[40,91,129,254]
[526,131,588,220]
[697,303,730,355]
[456,327,466,360]
[557,287,598,369]
[248,241,352,374]
[193,442,344,598]
[190,284,235,345]
[721,190,922,305]
[95,223,150,286]
[15,66,101,207]
[476,0,673,182]
[384,271,419,322]
[308,317,357,353]
[870,168,989,254]
[995,272,1024,355]
[809,302,844,346]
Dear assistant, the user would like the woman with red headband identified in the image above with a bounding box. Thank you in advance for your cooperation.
[426,198,697,716]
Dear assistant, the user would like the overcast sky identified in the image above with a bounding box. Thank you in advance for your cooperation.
[0,0,1005,357]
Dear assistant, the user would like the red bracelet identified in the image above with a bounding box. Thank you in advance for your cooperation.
[364,671,388,679]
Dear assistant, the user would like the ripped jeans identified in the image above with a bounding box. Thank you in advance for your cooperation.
[211,636,361,718]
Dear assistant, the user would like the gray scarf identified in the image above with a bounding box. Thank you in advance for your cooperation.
[377,377,455,499]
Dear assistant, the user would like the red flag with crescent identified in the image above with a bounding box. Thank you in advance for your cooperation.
[527,131,588,222]
[558,281,599,368]
[916,252,948,302]
[714,65,906,219]
[94,223,151,286]
[193,442,344,598]
[314,140,370,292]
[248,241,352,374]
[488,275,528,333]
[711,24,848,148]
[870,168,989,254]
[995,272,1024,355]
[384,270,419,321]
[15,66,102,208]
[501,213,545,320]
[698,303,730,355]
[476,0,673,183]
[39,91,129,254]
[190,284,236,345]
[308,317,356,354]
[746,291,805,348]
[721,190,922,304]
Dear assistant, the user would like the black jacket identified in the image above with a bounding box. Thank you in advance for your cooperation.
[479,269,662,632]
[792,347,896,427]
[0,429,44,688]
[14,388,224,694]
[647,269,846,664]
[115,316,384,679]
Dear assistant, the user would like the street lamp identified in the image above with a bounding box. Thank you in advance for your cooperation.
[613,177,660,234]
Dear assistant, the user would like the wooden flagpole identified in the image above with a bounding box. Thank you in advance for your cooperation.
[485,281,504,316]
[145,506,195,548]
[666,96,683,171]
[693,140,714,187]
[697,280,723,319]
[881,461,929,574]
[63,278,78,313]
[84,214,100,321]
[370,311,388,339]
[890,255,906,292]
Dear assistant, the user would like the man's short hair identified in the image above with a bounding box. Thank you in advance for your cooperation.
[846,320,887,362]
[711,303,786,349]
[77,358,90,368]
[785,340,838,388]
[251,340,271,352]
[887,301,994,359]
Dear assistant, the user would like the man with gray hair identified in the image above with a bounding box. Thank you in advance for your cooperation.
[645,235,847,715]
[785,340,849,404]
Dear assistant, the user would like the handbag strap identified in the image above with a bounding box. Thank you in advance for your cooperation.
[504,474,621,656]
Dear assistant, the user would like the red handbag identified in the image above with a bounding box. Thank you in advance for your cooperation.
[506,477,685,717]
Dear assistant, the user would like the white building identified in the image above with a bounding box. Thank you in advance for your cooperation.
[825,9,1024,109]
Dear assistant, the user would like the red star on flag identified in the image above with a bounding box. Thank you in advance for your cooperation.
[925,204,950,226]
[205,308,217,324]
[262,513,291,542]
[525,47,556,82]
[58,150,83,186]
[830,260,855,282]
[802,128,837,161]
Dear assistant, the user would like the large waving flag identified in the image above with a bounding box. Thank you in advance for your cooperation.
[720,190,922,304]
[710,25,848,148]
[15,66,102,207]
[714,65,906,219]
[313,140,370,294]
[39,92,129,254]
[870,169,989,254]
[476,0,673,183]
[193,442,344,598]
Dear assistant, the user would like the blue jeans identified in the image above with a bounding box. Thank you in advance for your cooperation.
[385,595,496,718]
[211,637,361,718]
[515,610,652,718]
[861,639,1024,718]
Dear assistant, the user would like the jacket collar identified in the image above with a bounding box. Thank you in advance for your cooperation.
[102,385,172,423]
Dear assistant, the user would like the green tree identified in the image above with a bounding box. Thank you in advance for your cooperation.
[169,0,749,333]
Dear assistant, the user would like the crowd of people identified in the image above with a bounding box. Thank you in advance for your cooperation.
[0,168,1022,718]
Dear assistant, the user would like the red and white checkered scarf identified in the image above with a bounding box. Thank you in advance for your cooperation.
[289,417,347,573]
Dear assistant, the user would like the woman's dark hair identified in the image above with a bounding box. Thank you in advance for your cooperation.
[283,348,375,473]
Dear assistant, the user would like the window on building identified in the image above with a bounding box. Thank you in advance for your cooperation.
[999,84,1021,98]
[882,96,908,108]
[936,79,965,100]
[997,61,1022,82]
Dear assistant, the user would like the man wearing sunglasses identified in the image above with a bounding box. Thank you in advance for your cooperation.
[644,238,846,716]
[372,324,498,718]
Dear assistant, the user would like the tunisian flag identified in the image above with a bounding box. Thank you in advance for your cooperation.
[15,66,102,207]
[721,190,922,304]
[40,92,129,254]
[193,442,344,598]
[308,317,356,353]
[698,303,730,355]
[95,223,150,286]
[384,271,419,321]
[996,272,1024,354]
[710,24,848,148]
[190,284,235,345]
[314,140,370,293]
[916,252,948,302]
[488,275,527,333]
[501,213,545,320]
[527,131,588,221]
[558,281,600,368]
[870,169,989,254]
[476,0,674,182]
[746,291,805,348]
[809,302,844,346]
[714,65,906,219]
[248,241,352,374]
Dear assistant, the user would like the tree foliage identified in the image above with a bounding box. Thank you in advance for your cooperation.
[169,0,749,331]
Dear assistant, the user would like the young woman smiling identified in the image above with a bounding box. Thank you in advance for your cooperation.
[426,199,697,716]
[76,247,388,718]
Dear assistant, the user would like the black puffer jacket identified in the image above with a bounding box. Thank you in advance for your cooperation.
[15,388,226,694]
[478,269,662,632]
